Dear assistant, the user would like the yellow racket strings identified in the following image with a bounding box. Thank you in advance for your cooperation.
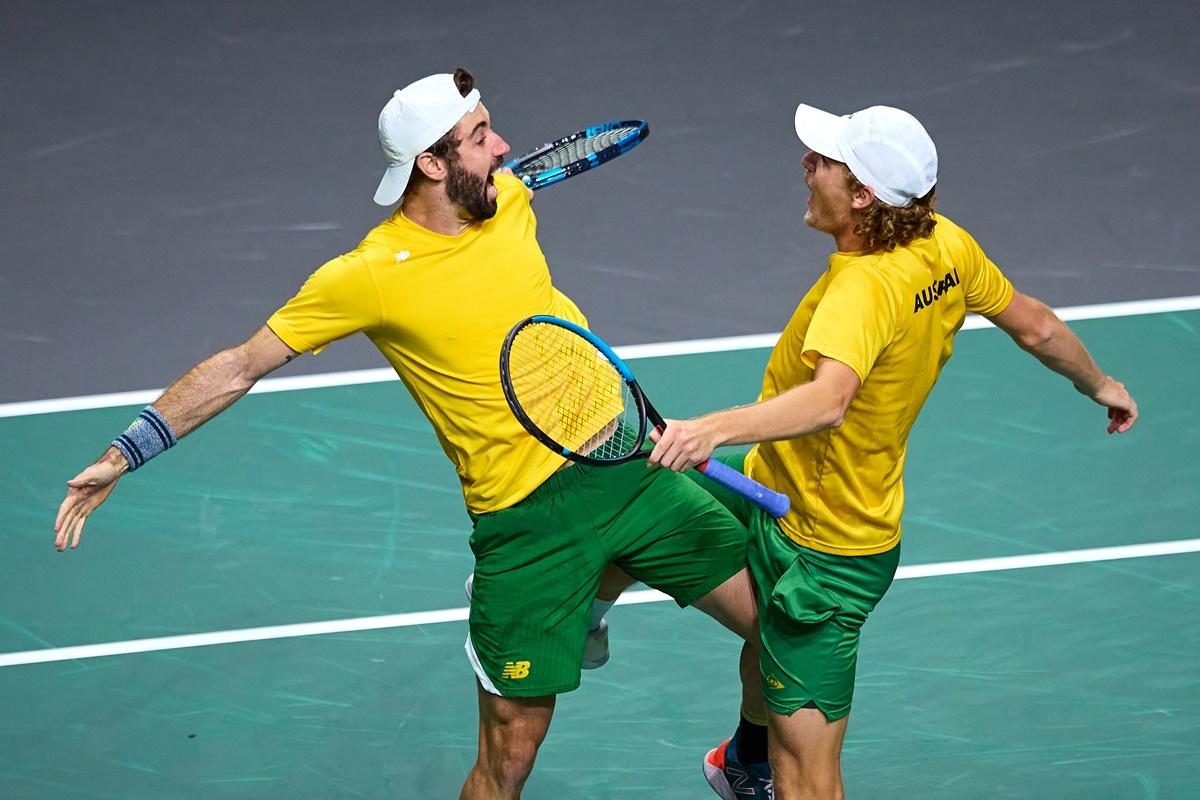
[508,323,639,459]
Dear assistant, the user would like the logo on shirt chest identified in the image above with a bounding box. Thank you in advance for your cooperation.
[913,268,960,313]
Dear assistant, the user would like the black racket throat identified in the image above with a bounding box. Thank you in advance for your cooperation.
[637,388,667,431]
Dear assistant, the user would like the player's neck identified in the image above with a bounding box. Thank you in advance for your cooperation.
[400,190,476,236]
[832,226,866,254]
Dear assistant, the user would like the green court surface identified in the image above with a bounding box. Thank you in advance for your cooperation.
[1,311,1197,799]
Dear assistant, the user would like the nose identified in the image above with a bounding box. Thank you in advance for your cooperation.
[801,151,817,172]
[493,133,511,158]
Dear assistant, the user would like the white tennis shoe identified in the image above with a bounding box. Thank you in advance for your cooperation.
[464,573,610,669]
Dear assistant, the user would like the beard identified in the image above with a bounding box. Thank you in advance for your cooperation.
[446,159,498,221]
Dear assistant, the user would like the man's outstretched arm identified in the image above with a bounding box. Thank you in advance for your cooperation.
[648,357,861,472]
[54,325,301,551]
[987,291,1138,434]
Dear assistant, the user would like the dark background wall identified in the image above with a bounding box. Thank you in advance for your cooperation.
[3,0,1197,403]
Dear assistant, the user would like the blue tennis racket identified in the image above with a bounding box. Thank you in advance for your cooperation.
[500,315,791,518]
[504,120,649,191]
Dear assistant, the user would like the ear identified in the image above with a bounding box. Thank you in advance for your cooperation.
[414,151,449,182]
[850,183,875,211]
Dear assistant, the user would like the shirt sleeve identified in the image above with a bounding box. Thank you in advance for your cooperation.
[950,223,1014,316]
[802,266,897,382]
[266,253,381,355]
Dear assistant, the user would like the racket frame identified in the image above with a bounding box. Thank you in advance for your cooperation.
[503,120,649,191]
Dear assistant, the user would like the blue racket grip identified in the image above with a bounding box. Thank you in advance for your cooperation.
[696,459,791,518]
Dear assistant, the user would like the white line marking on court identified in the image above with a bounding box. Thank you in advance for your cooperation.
[0,608,469,669]
[2,294,1198,419]
[2,538,1196,668]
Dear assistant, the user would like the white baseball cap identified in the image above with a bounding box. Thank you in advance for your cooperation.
[793,104,937,207]
[373,73,482,206]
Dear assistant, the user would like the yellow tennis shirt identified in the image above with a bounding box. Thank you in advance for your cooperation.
[743,214,1014,555]
[266,174,586,514]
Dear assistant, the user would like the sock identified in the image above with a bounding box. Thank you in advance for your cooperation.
[734,714,769,764]
[588,598,615,631]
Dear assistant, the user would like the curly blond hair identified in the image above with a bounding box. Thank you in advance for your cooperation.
[846,170,937,253]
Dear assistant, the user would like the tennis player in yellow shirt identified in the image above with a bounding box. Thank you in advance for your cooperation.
[649,104,1138,799]
[54,69,767,799]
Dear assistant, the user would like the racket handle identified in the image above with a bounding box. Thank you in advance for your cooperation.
[696,459,791,518]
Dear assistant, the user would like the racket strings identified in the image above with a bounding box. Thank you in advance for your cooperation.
[518,126,640,173]
[507,323,641,460]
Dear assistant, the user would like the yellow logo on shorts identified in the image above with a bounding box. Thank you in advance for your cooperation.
[501,660,531,680]
[766,673,786,690]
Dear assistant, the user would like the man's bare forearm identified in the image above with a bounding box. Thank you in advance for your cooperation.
[96,328,298,471]
[154,347,266,437]
[1021,305,1106,396]
[95,348,256,472]
[990,292,1137,432]
[706,378,848,447]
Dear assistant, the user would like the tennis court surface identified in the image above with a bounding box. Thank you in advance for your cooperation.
[2,301,1196,799]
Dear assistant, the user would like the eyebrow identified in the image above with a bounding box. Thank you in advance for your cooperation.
[469,120,487,139]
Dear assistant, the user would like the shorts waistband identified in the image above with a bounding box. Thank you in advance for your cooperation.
[469,462,601,522]
[525,461,603,501]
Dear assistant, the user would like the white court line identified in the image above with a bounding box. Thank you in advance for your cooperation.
[3,295,1199,419]
[2,538,1196,669]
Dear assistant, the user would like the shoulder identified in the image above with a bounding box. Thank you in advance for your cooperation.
[932,212,960,233]
[350,217,416,269]
[295,221,396,290]
[494,172,527,194]
[930,213,981,250]
[829,254,921,325]
[495,173,534,209]
[297,250,378,296]
[821,258,902,319]
[837,253,905,295]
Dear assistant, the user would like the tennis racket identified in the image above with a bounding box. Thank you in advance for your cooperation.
[500,315,791,518]
[503,120,649,191]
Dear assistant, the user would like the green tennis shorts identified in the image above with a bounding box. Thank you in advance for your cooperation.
[467,459,749,697]
[690,453,900,720]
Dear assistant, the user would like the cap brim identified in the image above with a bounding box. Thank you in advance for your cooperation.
[793,104,847,162]
[374,161,415,206]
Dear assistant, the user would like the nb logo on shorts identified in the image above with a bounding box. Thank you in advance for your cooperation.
[501,660,531,680]
[766,673,786,690]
